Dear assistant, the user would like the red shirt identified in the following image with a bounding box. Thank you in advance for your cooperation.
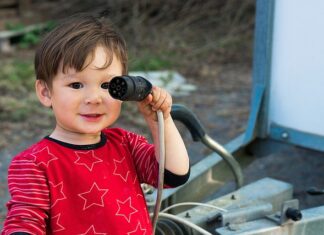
[2,128,164,235]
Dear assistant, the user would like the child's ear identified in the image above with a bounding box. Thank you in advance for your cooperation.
[35,80,52,107]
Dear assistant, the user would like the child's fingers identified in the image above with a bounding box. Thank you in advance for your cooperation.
[141,93,153,106]
[152,89,167,111]
[152,88,172,119]
[138,86,173,120]
[137,94,152,114]
[151,87,161,105]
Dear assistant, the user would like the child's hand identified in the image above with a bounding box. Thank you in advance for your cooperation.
[137,86,172,122]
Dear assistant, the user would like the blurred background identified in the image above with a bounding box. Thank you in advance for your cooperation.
[0,0,255,226]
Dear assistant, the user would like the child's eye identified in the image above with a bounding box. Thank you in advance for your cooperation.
[69,82,83,89]
[101,82,110,89]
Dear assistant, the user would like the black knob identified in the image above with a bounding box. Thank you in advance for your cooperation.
[285,208,302,221]
[307,187,324,195]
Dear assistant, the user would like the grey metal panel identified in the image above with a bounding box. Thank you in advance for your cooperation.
[216,206,324,235]
[176,177,293,232]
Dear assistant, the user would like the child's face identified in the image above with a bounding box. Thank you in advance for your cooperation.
[49,46,123,141]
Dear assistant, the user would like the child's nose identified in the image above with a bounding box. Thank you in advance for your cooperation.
[84,89,105,104]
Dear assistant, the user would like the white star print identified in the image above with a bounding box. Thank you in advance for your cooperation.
[136,193,144,199]
[78,182,109,210]
[120,135,128,146]
[133,175,138,184]
[127,221,146,235]
[74,150,103,171]
[50,181,67,208]
[79,225,107,235]
[113,157,130,182]
[31,146,58,167]
[116,197,138,223]
[52,213,65,232]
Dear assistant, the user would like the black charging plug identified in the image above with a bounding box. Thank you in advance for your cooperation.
[108,75,152,101]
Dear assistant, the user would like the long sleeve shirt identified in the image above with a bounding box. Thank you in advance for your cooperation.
[2,128,189,235]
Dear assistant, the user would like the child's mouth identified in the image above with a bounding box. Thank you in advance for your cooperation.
[81,114,103,121]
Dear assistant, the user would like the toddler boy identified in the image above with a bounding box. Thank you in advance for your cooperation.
[2,14,190,235]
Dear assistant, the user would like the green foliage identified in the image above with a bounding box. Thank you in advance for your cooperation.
[0,96,31,122]
[0,60,36,122]
[5,21,57,49]
[19,21,57,49]
[19,31,41,48]
[129,52,173,71]
[0,60,35,94]
[4,22,25,31]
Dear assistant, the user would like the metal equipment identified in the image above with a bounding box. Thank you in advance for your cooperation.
[146,0,324,234]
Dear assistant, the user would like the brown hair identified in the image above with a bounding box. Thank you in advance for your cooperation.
[35,13,128,85]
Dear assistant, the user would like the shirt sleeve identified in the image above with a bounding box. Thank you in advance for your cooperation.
[2,154,49,235]
[164,168,190,187]
[125,131,190,188]
[125,131,158,186]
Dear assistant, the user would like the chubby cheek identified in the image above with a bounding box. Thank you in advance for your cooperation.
[106,99,123,119]
[51,94,80,119]
[53,106,72,125]
[54,94,79,110]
